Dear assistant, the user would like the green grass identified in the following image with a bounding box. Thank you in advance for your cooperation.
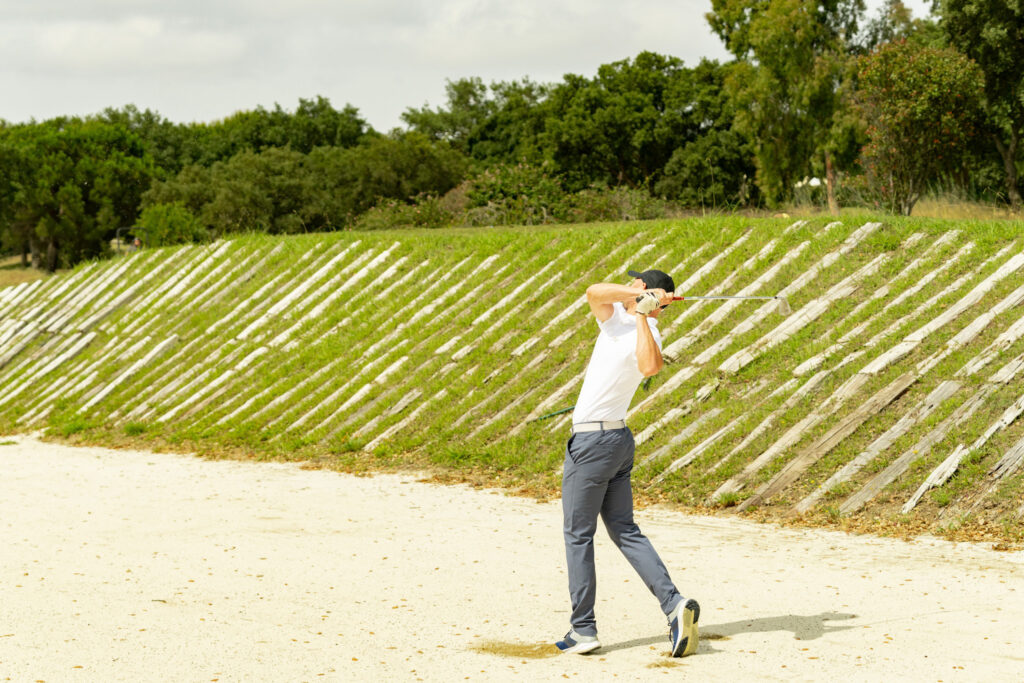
[3,215,1024,540]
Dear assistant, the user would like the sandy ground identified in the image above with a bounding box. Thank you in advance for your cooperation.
[1,435,1023,682]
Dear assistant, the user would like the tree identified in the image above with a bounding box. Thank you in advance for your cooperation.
[144,132,469,235]
[855,40,984,214]
[542,51,692,191]
[707,0,865,209]
[0,118,157,270]
[942,0,1024,209]
[654,59,758,207]
[136,202,208,246]
[467,79,550,163]
[402,78,496,153]
[326,132,470,217]
[855,0,944,52]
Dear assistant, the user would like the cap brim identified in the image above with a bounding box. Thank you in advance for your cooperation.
[627,270,643,278]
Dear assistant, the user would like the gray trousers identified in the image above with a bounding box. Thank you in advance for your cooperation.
[562,427,681,636]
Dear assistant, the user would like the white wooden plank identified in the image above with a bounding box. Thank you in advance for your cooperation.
[80,336,180,411]
[902,388,1024,513]
[641,407,723,472]
[738,371,917,511]
[794,380,961,513]
[839,385,995,515]
[364,388,448,451]
[718,254,887,374]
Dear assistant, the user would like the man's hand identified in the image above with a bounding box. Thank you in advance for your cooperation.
[635,291,661,315]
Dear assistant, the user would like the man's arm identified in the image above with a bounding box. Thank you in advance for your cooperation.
[585,283,644,322]
[635,313,663,377]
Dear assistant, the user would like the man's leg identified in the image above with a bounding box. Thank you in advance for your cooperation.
[601,455,681,616]
[561,433,614,636]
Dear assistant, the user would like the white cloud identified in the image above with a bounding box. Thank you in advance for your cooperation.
[33,17,246,71]
[2,0,932,130]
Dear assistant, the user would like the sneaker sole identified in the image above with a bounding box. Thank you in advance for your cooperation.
[672,600,700,657]
[558,640,601,655]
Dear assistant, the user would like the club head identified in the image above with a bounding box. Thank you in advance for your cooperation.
[776,297,792,316]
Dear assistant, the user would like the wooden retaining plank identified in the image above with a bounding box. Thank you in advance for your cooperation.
[839,385,995,515]
[794,380,961,514]
[235,242,371,340]
[0,332,98,407]
[364,388,448,451]
[793,232,943,375]
[156,346,270,423]
[861,247,1024,375]
[352,388,424,439]
[648,420,737,483]
[689,223,881,372]
[738,371,917,511]
[706,351,866,500]
[902,381,1024,513]
[641,407,723,472]
[718,253,888,374]
[268,250,408,348]
[79,336,180,411]
[663,240,810,361]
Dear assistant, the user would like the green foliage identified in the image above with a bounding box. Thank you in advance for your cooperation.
[543,52,693,192]
[144,133,468,236]
[942,0,1024,208]
[402,78,495,152]
[124,422,148,436]
[137,203,209,246]
[463,162,566,225]
[50,412,93,437]
[562,186,669,223]
[334,132,470,216]
[708,0,864,207]
[0,117,158,270]
[654,60,758,207]
[404,77,550,165]
[855,40,985,215]
[353,195,454,230]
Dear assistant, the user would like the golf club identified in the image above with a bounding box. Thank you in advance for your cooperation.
[668,294,792,316]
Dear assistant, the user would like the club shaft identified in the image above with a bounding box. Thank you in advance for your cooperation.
[681,296,782,301]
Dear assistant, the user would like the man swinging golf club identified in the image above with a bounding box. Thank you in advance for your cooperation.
[555,268,700,657]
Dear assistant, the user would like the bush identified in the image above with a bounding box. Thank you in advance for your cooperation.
[353,194,453,230]
[461,162,568,226]
[137,202,209,246]
[564,186,670,223]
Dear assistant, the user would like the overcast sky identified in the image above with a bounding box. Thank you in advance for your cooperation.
[1,0,933,132]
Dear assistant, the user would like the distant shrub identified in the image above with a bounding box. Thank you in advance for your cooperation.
[137,202,209,246]
[461,162,568,226]
[352,162,675,229]
[353,194,453,230]
[564,186,670,223]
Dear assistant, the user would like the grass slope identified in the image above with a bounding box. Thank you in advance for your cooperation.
[3,215,1024,544]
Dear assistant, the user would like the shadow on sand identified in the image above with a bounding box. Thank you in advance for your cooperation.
[601,611,858,654]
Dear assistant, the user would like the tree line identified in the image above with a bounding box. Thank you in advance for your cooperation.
[1,0,1020,271]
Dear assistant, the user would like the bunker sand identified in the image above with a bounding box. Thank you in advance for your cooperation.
[1,435,1023,681]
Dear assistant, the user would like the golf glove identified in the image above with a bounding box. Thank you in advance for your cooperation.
[635,291,660,315]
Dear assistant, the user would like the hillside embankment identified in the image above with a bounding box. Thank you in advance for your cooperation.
[3,217,1024,542]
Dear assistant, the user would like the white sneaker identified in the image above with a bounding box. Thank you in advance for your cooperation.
[555,629,601,654]
[669,598,700,657]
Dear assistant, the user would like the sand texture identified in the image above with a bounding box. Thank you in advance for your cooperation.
[2,435,1023,681]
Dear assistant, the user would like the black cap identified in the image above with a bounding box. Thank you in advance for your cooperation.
[628,269,675,293]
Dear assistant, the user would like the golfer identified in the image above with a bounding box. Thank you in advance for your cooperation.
[555,268,699,657]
